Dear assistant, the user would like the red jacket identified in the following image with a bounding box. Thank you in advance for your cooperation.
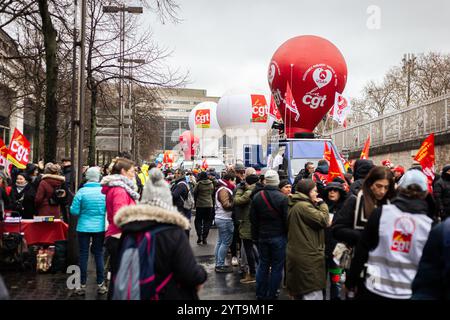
[102,185,137,238]
[34,174,66,218]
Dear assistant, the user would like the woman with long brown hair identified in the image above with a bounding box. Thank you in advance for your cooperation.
[332,166,396,247]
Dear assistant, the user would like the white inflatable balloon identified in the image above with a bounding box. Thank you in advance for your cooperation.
[216,91,274,137]
[188,101,222,133]
[216,89,275,164]
[188,102,222,158]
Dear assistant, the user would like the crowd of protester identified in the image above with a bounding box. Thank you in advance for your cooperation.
[1,153,449,300]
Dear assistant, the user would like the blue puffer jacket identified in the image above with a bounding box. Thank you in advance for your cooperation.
[70,182,106,233]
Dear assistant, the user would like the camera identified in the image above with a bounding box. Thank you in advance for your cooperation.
[55,189,66,197]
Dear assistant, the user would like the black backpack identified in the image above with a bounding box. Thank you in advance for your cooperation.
[48,187,66,206]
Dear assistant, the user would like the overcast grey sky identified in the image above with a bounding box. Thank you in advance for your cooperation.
[138,0,450,99]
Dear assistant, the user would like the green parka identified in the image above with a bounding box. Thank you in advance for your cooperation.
[193,179,214,208]
[286,192,330,296]
[234,183,256,240]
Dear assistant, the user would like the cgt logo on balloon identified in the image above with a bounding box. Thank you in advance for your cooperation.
[301,64,337,110]
[195,109,211,128]
[251,95,268,123]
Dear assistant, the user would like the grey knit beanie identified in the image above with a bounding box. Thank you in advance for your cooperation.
[264,169,280,186]
[140,168,178,212]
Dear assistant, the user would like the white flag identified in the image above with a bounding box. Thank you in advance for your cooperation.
[333,93,351,126]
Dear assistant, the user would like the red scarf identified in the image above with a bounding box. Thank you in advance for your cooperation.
[219,179,235,191]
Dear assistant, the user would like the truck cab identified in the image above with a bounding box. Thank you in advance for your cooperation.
[271,138,346,184]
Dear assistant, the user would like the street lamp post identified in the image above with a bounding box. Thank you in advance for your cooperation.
[102,5,143,155]
[119,58,145,161]
[402,53,416,107]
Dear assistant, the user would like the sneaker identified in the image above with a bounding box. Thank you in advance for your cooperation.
[197,238,202,245]
[231,257,239,266]
[74,285,86,296]
[202,239,208,245]
[240,274,256,284]
[215,266,233,273]
[97,282,108,295]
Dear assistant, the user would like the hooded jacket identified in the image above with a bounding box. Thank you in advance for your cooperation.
[324,182,348,264]
[286,192,329,296]
[235,183,256,240]
[34,174,66,218]
[70,182,106,233]
[193,179,214,208]
[350,159,374,196]
[113,203,207,300]
[171,176,190,215]
[433,165,450,219]
[101,174,139,238]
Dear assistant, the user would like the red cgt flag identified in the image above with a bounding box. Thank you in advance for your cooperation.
[324,142,331,163]
[414,133,435,192]
[284,82,300,122]
[0,138,8,158]
[7,128,30,169]
[269,95,282,121]
[360,135,371,159]
[202,158,208,170]
[327,148,349,191]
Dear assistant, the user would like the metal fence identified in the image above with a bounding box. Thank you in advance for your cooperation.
[325,94,450,152]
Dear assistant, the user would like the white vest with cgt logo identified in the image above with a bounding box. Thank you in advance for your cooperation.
[365,204,433,299]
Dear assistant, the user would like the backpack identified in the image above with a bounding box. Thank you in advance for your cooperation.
[113,225,175,300]
[179,181,195,211]
[48,186,66,206]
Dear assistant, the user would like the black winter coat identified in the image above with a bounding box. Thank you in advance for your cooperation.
[8,183,36,219]
[434,168,450,219]
[331,194,363,247]
[171,177,190,216]
[250,185,288,241]
[412,220,450,300]
[114,205,207,300]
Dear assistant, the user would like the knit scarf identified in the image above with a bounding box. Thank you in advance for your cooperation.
[218,179,235,192]
[101,174,140,200]
[15,183,27,194]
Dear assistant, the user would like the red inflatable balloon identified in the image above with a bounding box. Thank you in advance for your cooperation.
[268,35,347,137]
[179,130,199,160]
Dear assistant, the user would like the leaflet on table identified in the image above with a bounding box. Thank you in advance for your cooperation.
[33,216,55,222]
[4,217,21,223]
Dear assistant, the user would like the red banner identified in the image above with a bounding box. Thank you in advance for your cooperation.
[414,133,435,191]
[327,148,348,191]
[0,138,8,168]
[269,95,282,120]
[7,128,30,169]
[251,94,268,123]
[360,135,371,160]
[324,142,331,163]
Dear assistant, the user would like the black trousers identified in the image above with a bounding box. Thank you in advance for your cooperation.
[242,239,257,275]
[194,207,213,240]
[230,220,241,257]
[105,236,120,300]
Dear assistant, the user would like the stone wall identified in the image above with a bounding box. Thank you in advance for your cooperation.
[350,143,450,173]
